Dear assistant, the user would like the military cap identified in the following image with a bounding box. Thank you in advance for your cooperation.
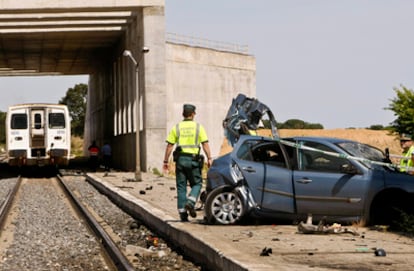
[183,104,196,113]
[400,133,413,141]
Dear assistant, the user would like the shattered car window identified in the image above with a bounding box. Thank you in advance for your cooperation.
[223,93,278,146]
[236,140,258,161]
[338,142,385,167]
[302,141,350,173]
[237,140,287,168]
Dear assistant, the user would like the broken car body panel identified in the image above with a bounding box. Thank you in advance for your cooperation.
[222,93,278,146]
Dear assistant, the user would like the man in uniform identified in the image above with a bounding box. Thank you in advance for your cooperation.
[163,104,213,222]
[399,133,414,174]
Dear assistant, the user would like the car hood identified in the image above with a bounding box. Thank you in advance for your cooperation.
[223,93,279,146]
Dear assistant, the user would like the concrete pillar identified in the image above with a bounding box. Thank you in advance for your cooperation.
[140,6,167,172]
[85,65,113,151]
[112,6,166,172]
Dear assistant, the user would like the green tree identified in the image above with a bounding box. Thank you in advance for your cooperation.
[368,124,385,130]
[385,85,414,135]
[277,119,324,129]
[59,83,87,137]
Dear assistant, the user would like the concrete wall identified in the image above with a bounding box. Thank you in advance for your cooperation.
[165,43,256,160]
[85,5,167,172]
[81,3,256,172]
[0,0,255,172]
[0,0,164,9]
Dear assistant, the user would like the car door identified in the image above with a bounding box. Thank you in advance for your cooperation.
[293,140,369,216]
[232,137,295,213]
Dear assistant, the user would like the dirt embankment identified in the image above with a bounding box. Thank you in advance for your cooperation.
[219,128,402,158]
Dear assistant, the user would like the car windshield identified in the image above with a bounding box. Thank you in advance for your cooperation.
[337,141,385,166]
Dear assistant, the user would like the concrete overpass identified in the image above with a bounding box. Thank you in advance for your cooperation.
[0,0,256,174]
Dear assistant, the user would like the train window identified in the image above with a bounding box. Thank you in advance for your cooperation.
[49,113,65,128]
[34,113,42,129]
[11,114,28,129]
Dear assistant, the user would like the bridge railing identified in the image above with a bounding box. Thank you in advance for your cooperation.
[166,32,249,55]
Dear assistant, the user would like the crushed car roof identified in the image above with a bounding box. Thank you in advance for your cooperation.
[223,93,279,146]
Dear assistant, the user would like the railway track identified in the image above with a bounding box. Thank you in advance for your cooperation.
[0,173,201,270]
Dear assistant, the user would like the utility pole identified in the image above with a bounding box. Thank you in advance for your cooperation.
[123,47,150,181]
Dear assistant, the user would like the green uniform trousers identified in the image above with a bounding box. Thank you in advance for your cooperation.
[175,156,202,213]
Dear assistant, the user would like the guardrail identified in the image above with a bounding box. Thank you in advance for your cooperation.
[166,32,249,54]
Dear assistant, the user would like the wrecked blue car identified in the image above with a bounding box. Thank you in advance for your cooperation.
[203,93,414,226]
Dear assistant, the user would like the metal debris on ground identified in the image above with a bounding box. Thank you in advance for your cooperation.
[370,225,389,232]
[123,177,141,182]
[374,248,386,256]
[115,186,134,189]
[260,247,272,256]
[297,219,359,236]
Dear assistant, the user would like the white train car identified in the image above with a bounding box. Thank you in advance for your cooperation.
[6,103,71,167]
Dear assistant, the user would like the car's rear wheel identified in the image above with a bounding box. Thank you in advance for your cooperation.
[205,187,245,225]
[370,191,413,229]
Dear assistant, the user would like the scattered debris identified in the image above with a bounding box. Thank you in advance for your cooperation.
[146,235,159,248]
[231,230,254,242]
[375,248,386,257]
[241,230,253,238]
[297,216,359,236]
[115,186,134,189]
[260,247,272,256]
[128,219,142,229]
[123,177,142,182]
[126,244,165,258]
[371,225,389,232]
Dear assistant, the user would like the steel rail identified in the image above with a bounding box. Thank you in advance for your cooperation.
[56,175,135,271]
[0,176,22,230]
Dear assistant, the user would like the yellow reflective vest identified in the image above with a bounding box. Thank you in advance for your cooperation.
[400,145,414,172]
[166,120,208,155]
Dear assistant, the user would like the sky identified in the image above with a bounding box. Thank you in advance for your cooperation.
[1,1,413,129]
[165,0,414,129]
[0,75,88,112]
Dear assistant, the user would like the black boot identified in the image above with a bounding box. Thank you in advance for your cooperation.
[179,212,189,222]
[185,203,197,218]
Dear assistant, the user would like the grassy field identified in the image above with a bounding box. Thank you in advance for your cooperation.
[70,129,404,174]
[3,129,404,162]
[219,128,402,159]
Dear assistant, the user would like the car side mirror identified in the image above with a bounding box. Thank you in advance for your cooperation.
[340,163,359,175]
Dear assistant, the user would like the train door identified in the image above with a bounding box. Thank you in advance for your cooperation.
[30,109,46,150]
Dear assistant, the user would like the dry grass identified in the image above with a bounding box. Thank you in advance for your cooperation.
[70,129,403,174]
[219,128,402,158]
[71,136,84,157]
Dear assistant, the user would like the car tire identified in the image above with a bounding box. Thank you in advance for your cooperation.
[370,192,412,228]
[204,187,245,225]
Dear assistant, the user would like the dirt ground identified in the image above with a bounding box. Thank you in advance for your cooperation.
[173,129,413,270]
[97,171,414,271]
